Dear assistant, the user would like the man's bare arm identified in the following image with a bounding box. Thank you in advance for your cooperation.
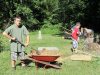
[24,35,30,46]
[26,35,30,45]
[2,32,15,40]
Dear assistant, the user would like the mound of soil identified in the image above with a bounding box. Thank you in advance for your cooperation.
[40,48,62,56]
[82,43,100,51]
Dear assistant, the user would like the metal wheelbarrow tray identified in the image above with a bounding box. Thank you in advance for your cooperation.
[32,55,59,62]
[23,55,62,71]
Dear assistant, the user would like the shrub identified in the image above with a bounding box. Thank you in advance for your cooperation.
[40,23,63,34]
[0,36,3,52]
[0,34,10,52]
[0,30,3,33]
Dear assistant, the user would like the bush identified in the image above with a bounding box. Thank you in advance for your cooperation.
[0,36,3,52]
[40,28,61,34]
[0,30,3,33]
[30,23,63,35]
[40,23,63,34]
[0,34,10,52]
[30,30,39,35]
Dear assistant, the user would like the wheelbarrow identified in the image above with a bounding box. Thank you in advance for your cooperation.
[15,38,62,70]
[22,55,62,71]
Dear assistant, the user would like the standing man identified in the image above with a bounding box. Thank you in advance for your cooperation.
[71,22,81,53]
[3,17,30,70]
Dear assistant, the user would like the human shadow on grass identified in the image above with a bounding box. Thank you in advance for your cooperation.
[16,57,35,67]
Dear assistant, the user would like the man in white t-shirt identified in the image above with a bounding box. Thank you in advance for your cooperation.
[84,28,94,38]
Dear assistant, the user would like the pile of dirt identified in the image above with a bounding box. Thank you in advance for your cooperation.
[42,48,69,62]
[82,43,100,51]
[40,48,62,56]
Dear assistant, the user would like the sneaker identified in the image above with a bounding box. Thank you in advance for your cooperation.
[71,48,73,52]
[75,50,78,53]
[22,65,29,69]
[12,67,16,70]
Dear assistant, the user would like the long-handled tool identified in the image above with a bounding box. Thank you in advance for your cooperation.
[77,50,97,57]
[15,38,41,55]
[70,50,98,61]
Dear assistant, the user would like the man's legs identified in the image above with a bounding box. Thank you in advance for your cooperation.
[11,60,16,70]
[11,52,17,70]
[11,60,16,67]
[11,52,28,70]
[19,52,27,67]
[19,52,29,69]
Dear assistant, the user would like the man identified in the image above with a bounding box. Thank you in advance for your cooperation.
[83,28,94,38]
[3,17,30,70]
[85,28,94,38]
[71,22,81,53]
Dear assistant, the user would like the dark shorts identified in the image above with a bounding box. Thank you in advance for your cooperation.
[11,52,25,61]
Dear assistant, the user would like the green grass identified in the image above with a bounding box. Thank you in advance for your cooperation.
[0,33,100,75]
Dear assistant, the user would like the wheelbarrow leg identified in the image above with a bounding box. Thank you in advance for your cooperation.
[36,62,38,70]
[42,64,48,71]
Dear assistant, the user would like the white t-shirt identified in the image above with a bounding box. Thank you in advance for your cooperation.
[86,29,93,33]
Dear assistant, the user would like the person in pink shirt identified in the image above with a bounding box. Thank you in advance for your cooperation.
[71,22,81,53]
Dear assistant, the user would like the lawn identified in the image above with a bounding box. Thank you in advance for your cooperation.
[0,33,100,75]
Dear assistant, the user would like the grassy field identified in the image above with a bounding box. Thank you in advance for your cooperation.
[0,33,100,75]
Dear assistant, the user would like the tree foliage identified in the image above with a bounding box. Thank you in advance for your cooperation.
[0,0,100,32]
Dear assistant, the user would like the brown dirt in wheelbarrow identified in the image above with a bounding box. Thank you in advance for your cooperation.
[32,48,68,62]
[41,48,62,56]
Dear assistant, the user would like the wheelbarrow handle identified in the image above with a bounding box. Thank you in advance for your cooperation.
[27,45,37,51]
[15,38,41,55]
